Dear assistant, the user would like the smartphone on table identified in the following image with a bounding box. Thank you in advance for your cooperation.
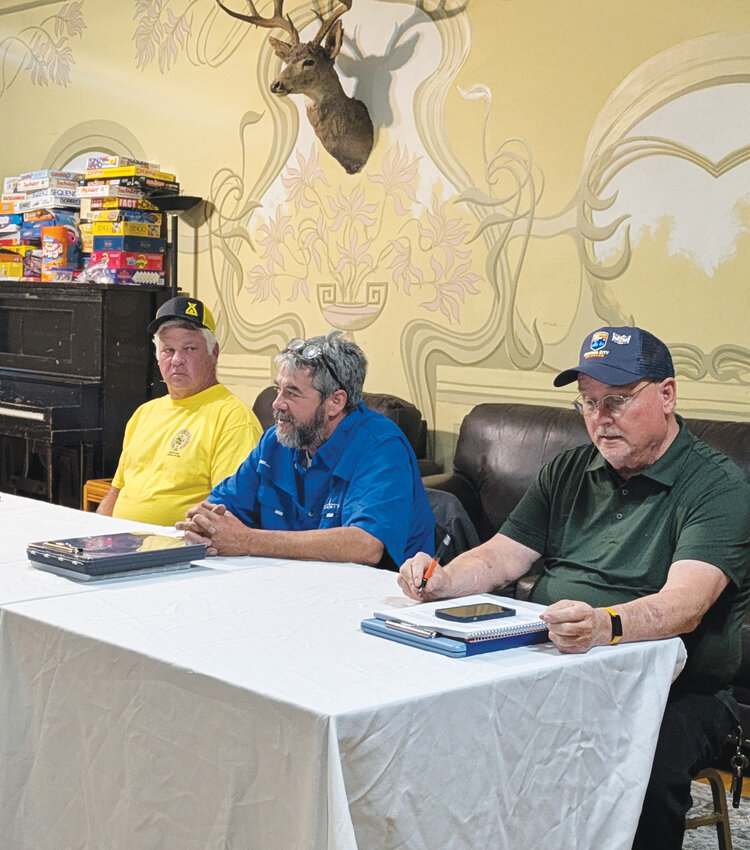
[434,602,516,622]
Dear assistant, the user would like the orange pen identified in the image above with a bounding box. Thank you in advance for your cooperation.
[419,533,452,590]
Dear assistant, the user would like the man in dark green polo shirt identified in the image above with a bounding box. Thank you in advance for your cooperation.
[398,326,750,850]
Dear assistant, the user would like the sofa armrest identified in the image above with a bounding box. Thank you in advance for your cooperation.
[514,573,540,601]
[422,472,450,489]
[418,459,443,477]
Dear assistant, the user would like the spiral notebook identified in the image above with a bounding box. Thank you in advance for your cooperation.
[365,593,549,657]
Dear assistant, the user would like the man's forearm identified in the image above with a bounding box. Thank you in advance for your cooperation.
[439,547,515,596]
[401,534,540,600]
[180,502,386,564]
[608,582,724,644]
[553,594,701,653]
[542,559,730,653]
[237,525,383,564]
[209,521,384,565]
[95,486,120,516]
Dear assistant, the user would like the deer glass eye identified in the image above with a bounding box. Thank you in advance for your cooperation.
[303,59,315,67]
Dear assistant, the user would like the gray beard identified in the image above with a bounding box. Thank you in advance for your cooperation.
[275,402,327,452]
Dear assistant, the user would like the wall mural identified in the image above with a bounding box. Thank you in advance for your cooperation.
[0,1,84,93]
[204,2,491,362]
[0,2,747,446]
[203,0,545,428]
[576,33,750,387]
[202,5,750,430]
[244,144,482,323]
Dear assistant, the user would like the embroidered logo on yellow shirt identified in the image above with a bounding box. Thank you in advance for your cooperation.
[169,429,192,454]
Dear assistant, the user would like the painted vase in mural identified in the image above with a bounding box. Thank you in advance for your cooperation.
[316,281,387,331]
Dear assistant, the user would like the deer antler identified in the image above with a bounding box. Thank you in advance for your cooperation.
[215,0,299,45]
[310,0,352,48]
[217,0,373,173]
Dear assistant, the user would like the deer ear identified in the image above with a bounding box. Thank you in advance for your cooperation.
[323,20,343,59]
[268,36,292,61]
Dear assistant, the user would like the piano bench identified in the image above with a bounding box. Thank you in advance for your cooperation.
[82,478,113,512]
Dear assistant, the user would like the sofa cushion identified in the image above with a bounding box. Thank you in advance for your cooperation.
[450,403,589,541]
[684,418,750,480]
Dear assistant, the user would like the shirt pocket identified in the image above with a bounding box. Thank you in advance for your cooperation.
[257,484,290,529]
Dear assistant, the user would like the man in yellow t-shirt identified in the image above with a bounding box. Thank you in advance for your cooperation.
[96,296,262,526]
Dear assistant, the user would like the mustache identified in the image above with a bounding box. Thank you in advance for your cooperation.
[595,429,622,438]
[274,411,294,424]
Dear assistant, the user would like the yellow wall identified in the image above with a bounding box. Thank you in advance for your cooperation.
[1,1,749,469]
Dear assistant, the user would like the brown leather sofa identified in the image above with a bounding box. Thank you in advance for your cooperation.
[426,402,750,738]
[252,386,442,476]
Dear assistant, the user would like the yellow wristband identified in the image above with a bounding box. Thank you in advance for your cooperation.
[605,607,622,645]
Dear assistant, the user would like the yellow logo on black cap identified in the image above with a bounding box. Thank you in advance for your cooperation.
[185,301,199,319]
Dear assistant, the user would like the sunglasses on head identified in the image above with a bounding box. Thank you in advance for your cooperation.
[285,338,344,391]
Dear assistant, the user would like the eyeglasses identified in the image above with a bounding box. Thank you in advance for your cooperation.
[284,338,344,391]
[572,382,651,418]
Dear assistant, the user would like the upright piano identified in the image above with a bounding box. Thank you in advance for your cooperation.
[0,281,169,508]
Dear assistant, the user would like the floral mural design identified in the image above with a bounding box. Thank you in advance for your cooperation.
[0,1,85,96]
[133,0,193,72]
[245,143,482,323]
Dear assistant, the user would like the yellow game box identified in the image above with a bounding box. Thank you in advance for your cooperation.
[92,221,162,238]
[0,259,23,278]
[84,166,176,182]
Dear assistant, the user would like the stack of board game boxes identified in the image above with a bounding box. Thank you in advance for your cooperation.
[79,155,178,286]
[0,169,83,280]
[0,156,179,286]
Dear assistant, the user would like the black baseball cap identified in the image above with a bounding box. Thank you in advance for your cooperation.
[553,326,675,387]
[147,296,216,334]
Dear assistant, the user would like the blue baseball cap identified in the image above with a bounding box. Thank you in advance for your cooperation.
[553,326,675,387]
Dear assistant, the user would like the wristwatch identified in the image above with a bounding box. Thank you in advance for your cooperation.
[605,607,622,645]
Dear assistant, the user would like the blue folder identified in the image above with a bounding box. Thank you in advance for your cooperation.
[361,617,549,658]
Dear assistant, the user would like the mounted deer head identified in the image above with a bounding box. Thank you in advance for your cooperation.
[216,0,374,174]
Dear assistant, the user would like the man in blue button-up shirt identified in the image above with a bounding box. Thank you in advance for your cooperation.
[178,331,434,569]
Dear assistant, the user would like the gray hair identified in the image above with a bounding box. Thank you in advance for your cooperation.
[153,319,218,355]
[275,330,367,413]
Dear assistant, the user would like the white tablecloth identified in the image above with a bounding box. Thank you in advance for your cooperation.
[0,492,190,600]
[0,495,685,849]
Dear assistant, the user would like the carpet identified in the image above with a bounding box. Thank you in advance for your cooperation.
[682,780,750,849]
